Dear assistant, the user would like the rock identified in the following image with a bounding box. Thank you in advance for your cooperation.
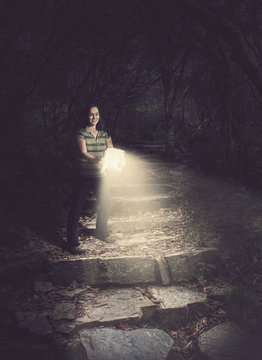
[16,311,52,336]
[75,288,156,328]
[48,256,156,286]
[64,337,88,360]
[206,286,261,332]
[33,281,53,293]
[101,256,156,285]
[165,248,222,283]
[47,258,100,286]
[155,257,171,285]
[51,302,76,321]
[197,322,261,360]
[147,286,206,329]
[79,328,173,360]
[56,287,89,298]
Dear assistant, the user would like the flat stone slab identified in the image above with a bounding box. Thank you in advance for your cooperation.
[165,247,222,282]
[76,288,156,328]
[111,194,172,215]
[198,322,261,360]
[79,227,181,253]
[48,248,221,286]
[111,232,175,246]
[48,285,206,333]
[80,218,152,233]
[78,328,173,360]
[48,256,156,286]
[48,258,99,286]
[148,286,206,308]
[147,286,207,328]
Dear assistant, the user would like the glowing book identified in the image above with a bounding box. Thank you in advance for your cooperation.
[102,148,125,172]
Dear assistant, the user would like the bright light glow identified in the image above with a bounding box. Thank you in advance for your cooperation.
[102,148,126,172]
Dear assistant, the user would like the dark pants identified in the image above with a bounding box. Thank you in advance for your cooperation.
[67,176,111,247]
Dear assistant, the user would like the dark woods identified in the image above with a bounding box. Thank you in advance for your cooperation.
[1,0,262,243]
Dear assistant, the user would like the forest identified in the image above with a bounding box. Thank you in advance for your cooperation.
[1,1,262,359]
[2,1,262,229]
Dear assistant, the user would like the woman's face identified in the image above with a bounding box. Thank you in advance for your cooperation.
[88,107,100,126]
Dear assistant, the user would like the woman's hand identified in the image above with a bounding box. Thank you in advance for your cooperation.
[93,156,103,163]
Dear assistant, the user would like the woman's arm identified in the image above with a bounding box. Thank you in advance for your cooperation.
[76,138,100,162]
[106,137,113,148]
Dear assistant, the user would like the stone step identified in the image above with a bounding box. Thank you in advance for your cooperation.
[15,284,207,360]
[83,193,173,216]
[110,183,174,196]
[47,247,222,286]
[80,218,152,234]
[20,284,206,334]
[110,194,172,215]
[75,287,156,329]
[74,286,206,330]
[109,219,151,233]
[79,216,184,234]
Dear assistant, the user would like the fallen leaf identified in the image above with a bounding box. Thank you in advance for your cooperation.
[170,330,178,337]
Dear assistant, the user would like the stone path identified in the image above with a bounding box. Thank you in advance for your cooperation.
[39,150,221,359]
[52,153,221,286]
[10,148,260,359]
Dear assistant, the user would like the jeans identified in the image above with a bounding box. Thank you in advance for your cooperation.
[67,176,111,247]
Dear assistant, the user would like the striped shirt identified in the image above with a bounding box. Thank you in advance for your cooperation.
[74,127,110,178]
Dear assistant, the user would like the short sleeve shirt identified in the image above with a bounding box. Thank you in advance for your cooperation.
[74,127,110,178]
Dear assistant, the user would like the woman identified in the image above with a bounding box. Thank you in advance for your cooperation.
[66,104,114,254]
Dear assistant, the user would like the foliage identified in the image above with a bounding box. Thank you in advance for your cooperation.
[2,0,262,245]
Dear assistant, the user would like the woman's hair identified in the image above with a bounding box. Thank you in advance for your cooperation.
[87,103,100,113]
